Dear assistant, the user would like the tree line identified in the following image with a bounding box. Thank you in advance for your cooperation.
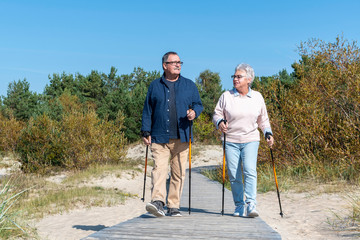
[0,36,359,181]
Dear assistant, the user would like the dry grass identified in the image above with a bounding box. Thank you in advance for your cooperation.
[0,158,141,239]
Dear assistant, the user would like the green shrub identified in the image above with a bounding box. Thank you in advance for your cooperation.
[193,114,220,144]
[61,109,127,169]
[284,36,359,180]
[0,113,24,153]
[16,114,65,174]
[16,94,127,174]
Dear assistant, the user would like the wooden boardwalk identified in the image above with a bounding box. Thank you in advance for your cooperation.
[83,167,281,239]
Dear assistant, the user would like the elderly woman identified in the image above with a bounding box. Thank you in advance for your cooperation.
[213,63,274,217]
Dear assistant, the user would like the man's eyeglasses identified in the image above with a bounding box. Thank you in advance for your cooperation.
[231,75,246,80]
[165,61,183,66]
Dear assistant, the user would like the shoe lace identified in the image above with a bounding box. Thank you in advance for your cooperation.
[154,201,164,210]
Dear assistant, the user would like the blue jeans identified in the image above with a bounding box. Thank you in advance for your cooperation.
[225,141,260,207]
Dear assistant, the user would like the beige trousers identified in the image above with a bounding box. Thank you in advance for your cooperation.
[150,139,189,208]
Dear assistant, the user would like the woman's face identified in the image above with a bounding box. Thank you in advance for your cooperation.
[233,70,251,91]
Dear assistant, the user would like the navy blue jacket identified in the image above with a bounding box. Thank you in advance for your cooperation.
[141,74,203,143]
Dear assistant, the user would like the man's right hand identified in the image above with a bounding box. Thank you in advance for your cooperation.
[143,136,151,145]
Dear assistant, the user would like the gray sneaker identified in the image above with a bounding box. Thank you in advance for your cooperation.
[146,201,165,217]
[247,202,259,218]
[167,208,182,217]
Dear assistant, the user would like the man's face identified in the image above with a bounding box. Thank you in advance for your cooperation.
[163,54,181,76]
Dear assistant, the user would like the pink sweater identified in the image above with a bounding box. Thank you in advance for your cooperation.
[213,88,272,143]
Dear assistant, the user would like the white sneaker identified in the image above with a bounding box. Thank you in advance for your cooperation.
[247,202,259,218]
[233,205,246,217]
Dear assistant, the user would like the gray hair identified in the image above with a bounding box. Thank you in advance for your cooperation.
[162,51,178,70]
[235,63,255,86]
[162,51,178,64]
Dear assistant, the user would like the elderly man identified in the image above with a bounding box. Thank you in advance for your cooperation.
[141,51,203,217]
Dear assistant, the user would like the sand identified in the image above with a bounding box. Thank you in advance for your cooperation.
[33,144,358,240]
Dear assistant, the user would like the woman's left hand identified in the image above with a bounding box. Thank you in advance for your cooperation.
[266,135,274,148]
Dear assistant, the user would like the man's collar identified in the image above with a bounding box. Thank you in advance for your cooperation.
[162,73,181,82]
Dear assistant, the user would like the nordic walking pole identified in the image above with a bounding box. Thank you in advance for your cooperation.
[267,134,284,218]
[188,105,192,215]
[221,120,227,216]
[141,145,149,202]
[271,148,284,217]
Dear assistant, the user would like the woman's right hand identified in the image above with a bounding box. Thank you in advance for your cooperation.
[219,121,228,133]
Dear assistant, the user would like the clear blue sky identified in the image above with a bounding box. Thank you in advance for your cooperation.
[1,0,360,97]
